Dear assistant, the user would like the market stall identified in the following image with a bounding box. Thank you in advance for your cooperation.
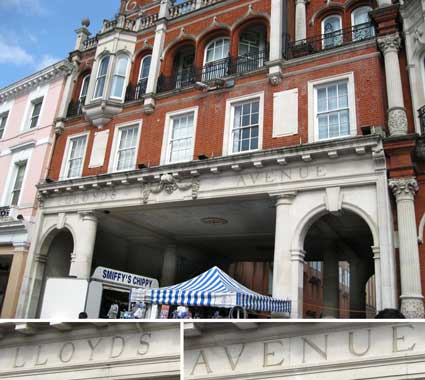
[129,266,291,318]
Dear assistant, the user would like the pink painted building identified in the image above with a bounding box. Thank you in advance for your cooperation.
[0,61,72,318]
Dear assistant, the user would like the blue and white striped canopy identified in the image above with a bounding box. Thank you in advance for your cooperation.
[130,266,291,313]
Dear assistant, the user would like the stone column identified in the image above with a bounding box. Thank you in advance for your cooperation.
[161,245,177,286]
[268,0,284,86]
[323,250,339,318]
[295,0,307,42]
[377,33,408,136]
[69,212,98,279]
[372,246,383,312]
[389,177,425,318]
[144,0,170,112]
[0,244,29,319]
[349,259,367,318]
[272,192,297,316]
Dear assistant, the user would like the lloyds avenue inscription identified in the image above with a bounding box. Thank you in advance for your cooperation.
[186,325,424,376]
[0,332,166,371]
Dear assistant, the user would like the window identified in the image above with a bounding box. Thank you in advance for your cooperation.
[137,55,151,97]
[203,38,230,80]
[316,80,350,140]
[10,162,27,206]
[168,112,195,163]
[174,48,195,89]
[0,111,9,139]
[94,55,110,99]
[29,98,43,129]
[352,6,374,41]
[231,99,260,153]
[114,125,139,171]
[238,30,265,72]
[322,15,342,49]
[79,74,91,107]
[64,135,88,179]
[111,55,130,99]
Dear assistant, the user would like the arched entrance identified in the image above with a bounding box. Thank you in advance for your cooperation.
[35,228,74,317]
[302,210,375,318]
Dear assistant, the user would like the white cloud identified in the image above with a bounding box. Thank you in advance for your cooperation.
[0,38,34,65]
[0,0,46,15]
[35,54,60,71]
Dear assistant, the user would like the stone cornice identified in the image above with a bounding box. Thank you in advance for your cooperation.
[0,60,73,104]
[37,135,382,197]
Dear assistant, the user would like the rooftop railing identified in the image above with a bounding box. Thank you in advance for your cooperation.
[284,22,375,59]
[81,36,98,51]
[169,0,196,18]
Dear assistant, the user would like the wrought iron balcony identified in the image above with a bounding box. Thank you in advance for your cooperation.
[66,98,85,118]
[418,105,425,135]
[157,49,268,93]
[125,79,148,101]
[284,22,375,59]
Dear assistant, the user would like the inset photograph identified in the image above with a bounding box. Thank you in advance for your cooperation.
[0,322,181,380]
[185,322,425,379]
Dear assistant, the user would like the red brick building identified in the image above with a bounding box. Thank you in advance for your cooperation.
[14,0,425,319]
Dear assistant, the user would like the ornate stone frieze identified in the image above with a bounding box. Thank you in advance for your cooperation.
[142,174,200,204]
[401,297,425,319]
[389,177,419,199]
[377,33,401,53]
[388,107,408,136]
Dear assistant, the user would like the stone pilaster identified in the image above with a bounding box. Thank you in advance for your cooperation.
[377,33,408,136]
[389,177,425,318]
[295,0,307,42]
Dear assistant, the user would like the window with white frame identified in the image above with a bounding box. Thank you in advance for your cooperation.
[93,55,110,99]
[64,135,88,179]
[139,55,151,83]
[10,161,27,206]
[0,111,9,139]
[111,55,130,99]
[79,74,91,106]
[114,125,139,171]
[167,112,195,163]
[29,98,43,129]
[315,80,350,140]
[322,15,342,49]
[203,38,230,81]
[231,98,260,153]
[352,6,374,41]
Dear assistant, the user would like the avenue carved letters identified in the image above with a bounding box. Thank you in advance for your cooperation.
[188,325,420,376]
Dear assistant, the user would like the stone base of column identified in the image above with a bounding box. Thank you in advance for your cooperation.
[400,296,425,318]
[388,107,408,136]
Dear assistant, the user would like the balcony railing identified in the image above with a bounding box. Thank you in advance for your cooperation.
[157,49,268,92]
[81,36,98,51]
[169,0,196,18]
[284,22,375,59]
[126,79,148,101]
[418,105,425,135]
[67,97,85,118]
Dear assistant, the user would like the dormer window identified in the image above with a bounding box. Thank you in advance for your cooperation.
[111,55,130,100]
[93,55,110,99]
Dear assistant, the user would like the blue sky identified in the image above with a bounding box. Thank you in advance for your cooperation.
[0,0,119,89]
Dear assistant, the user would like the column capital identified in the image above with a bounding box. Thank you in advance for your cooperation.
[389,177,418,199]
[270,191,297,206]
[377,33,401,54]
[78,211,98,223]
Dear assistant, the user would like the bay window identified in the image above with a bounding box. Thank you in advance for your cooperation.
[93,55,110,99]
[111,55,130,99]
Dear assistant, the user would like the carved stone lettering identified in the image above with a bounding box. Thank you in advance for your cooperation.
[349,330,371,357]
[302,335,328,363]
[224,344,245,371]
[110,336,126,359]
[59,342,76,363]
[138,333,151,356]
[392,325,416,353]
[263,341,284,367]
[88,338,103,361]
[190,350,212,375]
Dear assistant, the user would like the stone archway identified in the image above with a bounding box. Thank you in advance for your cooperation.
[302,210,375,318]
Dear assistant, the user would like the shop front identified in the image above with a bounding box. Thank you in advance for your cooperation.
[185,322,425,380]
[0,322,180,380]
[16,135,397,319]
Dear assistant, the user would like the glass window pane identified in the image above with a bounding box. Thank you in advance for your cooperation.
[111,76,125,98]
[327,85,337,110]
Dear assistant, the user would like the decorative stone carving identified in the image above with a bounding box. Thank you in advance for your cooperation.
[54,119,65,135]
[377,33,401,53]
[268,72,283,86]
[389,177,419,198]
[401,298,425,319]
[388,107,408,136]
[142,174,201,204]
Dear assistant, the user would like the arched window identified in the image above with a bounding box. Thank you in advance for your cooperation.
[79,74,90,106]
[93,55,110,99]
[322,15,342,49]
[111,55,130,99]
[136,54,151,98]
[203,37,230,81]
[352,6,374,41]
